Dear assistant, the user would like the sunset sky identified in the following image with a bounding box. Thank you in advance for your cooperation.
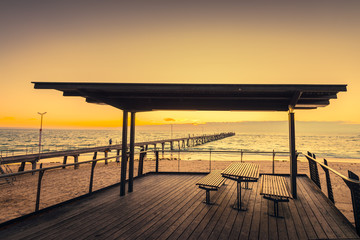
[1,1,359,129]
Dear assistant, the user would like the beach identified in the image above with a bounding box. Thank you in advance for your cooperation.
[0,158,358,226]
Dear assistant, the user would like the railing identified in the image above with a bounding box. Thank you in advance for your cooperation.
[0,156,119,216]
[149,149,290,174]
[304,151,360,235]
[0,148,287,221]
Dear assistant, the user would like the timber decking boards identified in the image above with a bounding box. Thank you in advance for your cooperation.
[0,174,358,240]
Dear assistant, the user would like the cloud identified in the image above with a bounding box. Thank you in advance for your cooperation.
[1,116,15,120]
[164,118,175,122]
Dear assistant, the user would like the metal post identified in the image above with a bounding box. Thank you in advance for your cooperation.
[104,151,108,165]
[209,149,212,172]
[35,163,44,211]
[155,151,159,173]
[272,149,275,174]
[347,171,360,235]
[128,112,136,193]
[89,161,97,193]
[289,110,297,198]
[120,110,128,196]
[38,112,47,162]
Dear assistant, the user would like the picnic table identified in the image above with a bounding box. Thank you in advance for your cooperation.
[221,162,260,210]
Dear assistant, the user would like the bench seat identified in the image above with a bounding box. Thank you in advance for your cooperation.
[260,174,292,217]
[196,170,226,204]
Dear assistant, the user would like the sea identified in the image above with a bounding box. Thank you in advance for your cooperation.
[1,127,360,163]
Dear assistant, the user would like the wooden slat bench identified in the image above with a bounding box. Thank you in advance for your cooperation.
[196,170,226,204]
[260,174,292,217]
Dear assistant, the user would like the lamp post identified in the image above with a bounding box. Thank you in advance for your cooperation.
[38,112,47,158]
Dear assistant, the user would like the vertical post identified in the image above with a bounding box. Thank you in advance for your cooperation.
[347,171,360,235]
[74,155,79,169]
[272,150,275,174]
[241,149,243,163]
[104,151,108,165]
[38,112,47,162]
[138,146,145,176]
[120,110,128,196]
[209,149,212,172]
[35,163,44,212]
[289,110,297,198]
[128,112,136,193]
[155,150,159,173]
[323,159,334,203]
[32,160,37,171]
[18,162,26,172]
[162,143,165,158]
[89,161,97,193]
[116,149,120,163]
[62,156,68,169]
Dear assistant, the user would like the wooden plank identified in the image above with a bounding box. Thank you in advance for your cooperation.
[1,175,358,240]
[37,174,186,239]
[238,181,260,239]
[258,194,269,240]
[77,175,197,240]
[282,201,298,239]
[4,173,171,239]
[297,177,337,239]
[207,182,238,240]
[141,187,205,240]
[248,178,263,240]
[158,181,233,240]
[18,174,180,240]
[196,181,237,239]
[268,199,279,240]
[286,176,316,239]
[276,202,289,239]
[216,181,253,240]
[178,180,237,239]
[118,176,202,239]
[299,177,357,239]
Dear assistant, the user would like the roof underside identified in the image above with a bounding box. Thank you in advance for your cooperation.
[32,82,347,112]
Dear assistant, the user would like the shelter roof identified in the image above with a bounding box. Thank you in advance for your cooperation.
[32,82,347,112]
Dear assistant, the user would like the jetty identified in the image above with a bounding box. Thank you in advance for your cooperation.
[0,132,235,171]
[1,83,359,239]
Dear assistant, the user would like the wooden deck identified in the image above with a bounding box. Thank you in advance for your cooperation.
[0,173,358,240]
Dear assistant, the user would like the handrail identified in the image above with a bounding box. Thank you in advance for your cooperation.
[303,153,360,184]
[148,149,291,154]
[0,155,117,179]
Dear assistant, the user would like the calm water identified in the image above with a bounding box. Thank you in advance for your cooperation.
[0,128,360,162]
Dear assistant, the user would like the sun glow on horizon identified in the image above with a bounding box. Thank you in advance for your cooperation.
[1,1,360,129]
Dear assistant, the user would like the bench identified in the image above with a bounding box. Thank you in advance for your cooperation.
[260,175,292,217]
[196,170,226,204]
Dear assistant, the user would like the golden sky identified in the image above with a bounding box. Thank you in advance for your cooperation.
[1,1,359,128]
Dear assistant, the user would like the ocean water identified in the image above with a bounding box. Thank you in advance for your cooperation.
[0,128,360,162]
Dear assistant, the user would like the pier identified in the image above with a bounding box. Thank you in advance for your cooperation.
[1,83,356,239]
[0,132,235,172]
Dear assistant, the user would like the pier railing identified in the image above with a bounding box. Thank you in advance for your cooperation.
[0,155,120,213]
[0,147,289,223]
[146,149,290,174]
[304,152,360,234]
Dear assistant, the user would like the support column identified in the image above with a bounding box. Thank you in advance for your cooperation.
[289,110,297,198]
[120,110,128,196]
[128,112,136,193]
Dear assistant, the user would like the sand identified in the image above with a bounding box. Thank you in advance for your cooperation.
[0,158,359,226]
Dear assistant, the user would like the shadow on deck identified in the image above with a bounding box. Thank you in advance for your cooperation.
[0,173,358,240]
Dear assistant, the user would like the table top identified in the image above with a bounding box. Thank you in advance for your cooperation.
[221,162,260,180]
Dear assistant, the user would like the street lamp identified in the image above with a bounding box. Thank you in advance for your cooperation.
[38,112,47,158]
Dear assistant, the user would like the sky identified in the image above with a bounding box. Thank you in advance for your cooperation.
[1,1,360,130]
